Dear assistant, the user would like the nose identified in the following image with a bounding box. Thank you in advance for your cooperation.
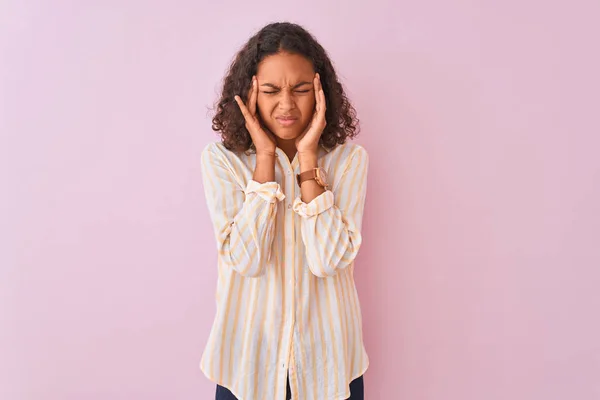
[278,90,296,111]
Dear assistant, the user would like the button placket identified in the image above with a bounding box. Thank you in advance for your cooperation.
[277,151,298,395]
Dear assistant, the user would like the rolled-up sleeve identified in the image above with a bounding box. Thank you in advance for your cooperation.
[292,146,369,277]
[201,144,285,277]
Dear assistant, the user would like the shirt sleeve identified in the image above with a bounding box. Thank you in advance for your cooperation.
[201,143,285,277]
[292,146,369,277]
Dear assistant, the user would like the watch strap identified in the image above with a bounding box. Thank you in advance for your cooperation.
[296,169,317,186]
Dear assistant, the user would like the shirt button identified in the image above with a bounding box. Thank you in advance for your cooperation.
[287,204,292,209]
[287,170,292,175]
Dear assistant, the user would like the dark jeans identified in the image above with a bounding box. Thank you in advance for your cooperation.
[216,375,364,399]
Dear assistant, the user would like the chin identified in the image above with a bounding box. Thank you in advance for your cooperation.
[272,130,302,141]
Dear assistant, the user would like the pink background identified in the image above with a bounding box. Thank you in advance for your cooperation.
[2,0,600,399]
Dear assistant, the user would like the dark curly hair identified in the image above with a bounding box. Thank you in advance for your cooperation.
[211,22,360,153]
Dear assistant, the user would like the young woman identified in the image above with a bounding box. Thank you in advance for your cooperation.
[200,22,369,400]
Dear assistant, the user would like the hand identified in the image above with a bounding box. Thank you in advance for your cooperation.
[234,76,277,156]
[295,72,327,155]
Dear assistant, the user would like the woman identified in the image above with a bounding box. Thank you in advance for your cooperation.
[200,22,369,400]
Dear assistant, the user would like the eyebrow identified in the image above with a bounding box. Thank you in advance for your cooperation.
[260,81,312,89]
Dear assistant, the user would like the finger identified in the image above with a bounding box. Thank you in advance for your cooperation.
[317,75,326,114]
[319,87,326,115]
[313,73,320,111]
[234,95,252,121]
[249,76,258,116]
[316,75,326,114]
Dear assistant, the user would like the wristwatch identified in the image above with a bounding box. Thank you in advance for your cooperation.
[296,167,329,189]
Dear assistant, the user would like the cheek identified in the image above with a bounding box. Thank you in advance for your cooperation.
[255,98,268,120]
[299,97,316,117]
[256,97,274,117]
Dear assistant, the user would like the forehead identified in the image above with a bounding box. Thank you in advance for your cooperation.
[256,52,314,82]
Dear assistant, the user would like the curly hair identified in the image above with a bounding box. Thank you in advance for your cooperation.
[211,22,360,153]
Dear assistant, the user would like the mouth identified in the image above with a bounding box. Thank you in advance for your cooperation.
[275,117,298,127]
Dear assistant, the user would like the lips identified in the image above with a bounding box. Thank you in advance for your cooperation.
[276,116,298,127]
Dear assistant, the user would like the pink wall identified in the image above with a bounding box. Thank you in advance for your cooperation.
[2,0,599,399]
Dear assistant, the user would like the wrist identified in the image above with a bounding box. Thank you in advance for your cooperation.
[256,150,276,158]
[254,153,276,183]
[298,151,318,171]
[256,152,276,167]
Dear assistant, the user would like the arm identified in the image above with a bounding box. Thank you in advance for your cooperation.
[201,143,285,277]
[292,146,369,277]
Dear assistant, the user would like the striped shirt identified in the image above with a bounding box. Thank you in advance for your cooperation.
[199,140,369,400]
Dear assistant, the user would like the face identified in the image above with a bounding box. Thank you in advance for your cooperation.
[255,52,316,140]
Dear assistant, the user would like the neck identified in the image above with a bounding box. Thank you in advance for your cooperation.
[276,138,297,162]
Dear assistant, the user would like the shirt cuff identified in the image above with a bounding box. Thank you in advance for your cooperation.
[292,190,334,217]
[245,180,286,203]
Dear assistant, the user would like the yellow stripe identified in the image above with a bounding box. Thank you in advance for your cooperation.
[227,270,246,384]
[344,268,360,372]
[352,268,365,373]
[218,270,238,382]
[272,236,284,400]
[323,277,340,393]
[221,195,267,264]
[296,249,309,398]
[262,253,276,397]
[241,277,260,396]
[308,274,318,400]
[313,276,328,398]
[348,150,368,221]
[313,219,354,267]
[335,270,350,377]
[291,348,300,398]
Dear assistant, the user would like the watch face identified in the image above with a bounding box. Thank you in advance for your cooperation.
[317,167,328,186]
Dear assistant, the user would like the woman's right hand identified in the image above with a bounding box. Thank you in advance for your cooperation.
[234,76,277,156]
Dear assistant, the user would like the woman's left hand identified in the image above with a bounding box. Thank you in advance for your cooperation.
[295,73,327,155]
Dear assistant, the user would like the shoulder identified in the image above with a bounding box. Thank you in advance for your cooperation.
[201,141,225,157]
[328,142,369,166]
[201,141,240,164]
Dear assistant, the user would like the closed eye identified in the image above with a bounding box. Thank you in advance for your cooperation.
[262,90,311,94]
